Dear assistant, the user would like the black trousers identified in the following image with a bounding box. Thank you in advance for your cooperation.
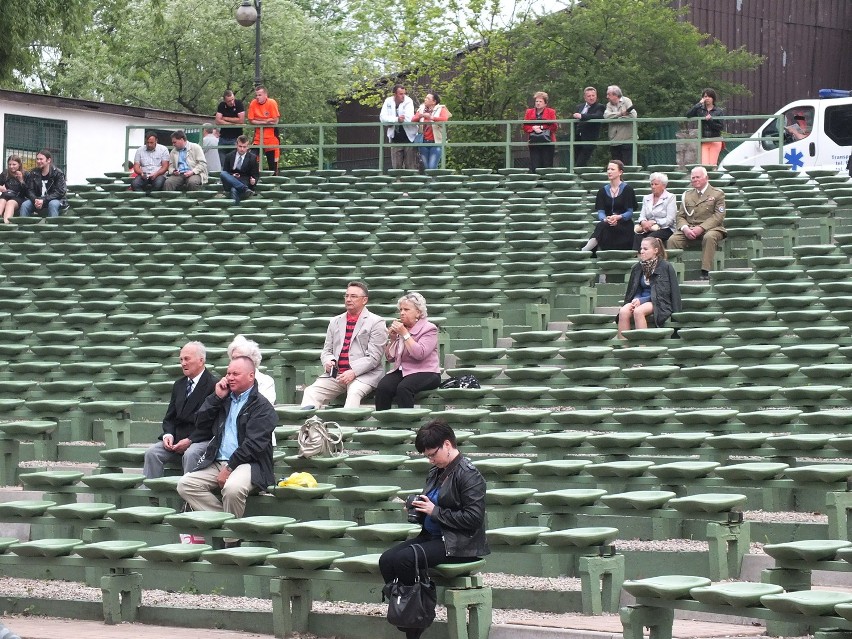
[632,227,674,251]
[610,144,632,165]
[528,143,555,173]
[573,143,595,168]
[379,534,474,586]
[375,370,442,410]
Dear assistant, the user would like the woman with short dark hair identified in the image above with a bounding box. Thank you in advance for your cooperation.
[379,419,489,639]
[686,88,724,167]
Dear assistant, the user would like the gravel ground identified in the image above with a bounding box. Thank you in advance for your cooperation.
[0,575,589,626]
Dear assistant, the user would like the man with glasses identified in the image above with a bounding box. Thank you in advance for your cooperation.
[300,281,386,409]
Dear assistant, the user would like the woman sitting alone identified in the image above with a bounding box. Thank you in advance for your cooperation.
[617,237,681,339]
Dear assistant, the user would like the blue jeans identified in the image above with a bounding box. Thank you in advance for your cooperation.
[220,172,250,203]
[419,144,442,170]
[20,199,61,218]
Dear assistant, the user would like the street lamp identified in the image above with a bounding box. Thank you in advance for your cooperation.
[236,0,262,87]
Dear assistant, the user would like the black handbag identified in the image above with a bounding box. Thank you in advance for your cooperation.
[382,544,437,630]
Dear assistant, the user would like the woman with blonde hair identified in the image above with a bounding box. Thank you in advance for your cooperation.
[523,91,558,173]
[375,292,441,410]
[617,237,681,339]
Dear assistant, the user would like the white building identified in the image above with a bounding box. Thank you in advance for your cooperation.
[0,90,205,185]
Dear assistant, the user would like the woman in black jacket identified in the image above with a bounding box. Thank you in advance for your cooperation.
[617,237,681,339]
[379,419,489,639]
[0,155,25,223]
[686,88,724,167]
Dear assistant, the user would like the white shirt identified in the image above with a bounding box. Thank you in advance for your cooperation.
[379,94,417,142]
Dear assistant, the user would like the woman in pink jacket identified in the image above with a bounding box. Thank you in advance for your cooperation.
[375,292,441,410]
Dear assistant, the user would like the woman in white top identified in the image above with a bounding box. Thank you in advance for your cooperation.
[632,172,676,251]
[411,92,452,170]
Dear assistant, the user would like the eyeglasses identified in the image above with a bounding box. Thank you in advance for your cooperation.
[344,294,365,299]
[423,447,442,460]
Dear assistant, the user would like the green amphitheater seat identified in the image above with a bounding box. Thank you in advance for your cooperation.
[648,462,720,480]
[763,539,852,562]
[486,526,550,546]
[668,493,747,513]
[47,502,116,520]
[689,582,783,607]
[267,550,345,570]
[138,543,212,563]
[761,590,852,616]
[600,490,675,510]
[108,506,177,525]
[586,461,654,478]
[75,540,148,560]
[346,523,421,542]
[285,520,358,539]
[714,462,788,481]
[623,575,711,599]
[10,539,84,558]
[534,489,607,508]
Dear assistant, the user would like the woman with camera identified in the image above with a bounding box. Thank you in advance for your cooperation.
[379,419,489,639]
[374,292,441,410]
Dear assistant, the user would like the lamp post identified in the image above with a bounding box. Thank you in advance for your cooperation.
[235,0,262,87]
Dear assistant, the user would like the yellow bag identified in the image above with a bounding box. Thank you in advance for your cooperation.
[277,472,318,488]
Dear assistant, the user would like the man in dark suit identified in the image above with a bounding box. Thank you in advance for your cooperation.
[143,341,219,479]
[220,134,260,204]
[571,87,606,168]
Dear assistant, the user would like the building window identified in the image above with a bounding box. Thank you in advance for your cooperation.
[3,114,68,172]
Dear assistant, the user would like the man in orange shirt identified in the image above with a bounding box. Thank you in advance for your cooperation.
[247,86,280,174]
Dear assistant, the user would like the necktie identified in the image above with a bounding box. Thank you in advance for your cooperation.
[185,378,193,397]
[235,155,243,171]
[581,103,589,115]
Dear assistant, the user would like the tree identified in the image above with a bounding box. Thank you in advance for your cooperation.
[509,0,762,117]
[0,0,100,83]
[23,0,351,123]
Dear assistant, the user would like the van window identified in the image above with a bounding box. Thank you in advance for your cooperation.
[762,107,815,151]
[824,104,852,146]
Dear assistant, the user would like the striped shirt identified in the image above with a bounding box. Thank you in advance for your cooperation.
[337,313,359,373]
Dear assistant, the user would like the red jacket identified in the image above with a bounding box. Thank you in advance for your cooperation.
[523,107,558,141]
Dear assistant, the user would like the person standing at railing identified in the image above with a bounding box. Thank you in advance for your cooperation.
[603,85,637,165]
[412,92,452,170]
[380,84,418,170]
[215,90,246,166]
[248,86,280,175]
[523,91,558,173]
[572,86,606,168]
[686,88,724,167]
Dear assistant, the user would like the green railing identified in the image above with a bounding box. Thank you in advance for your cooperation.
[124,114,785,172]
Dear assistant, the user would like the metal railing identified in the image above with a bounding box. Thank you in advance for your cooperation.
[124,114,785,172]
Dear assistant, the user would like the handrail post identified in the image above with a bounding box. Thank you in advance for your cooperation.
[318,124,325,170]
[695,120,704,166]
[378,124,385,172]
[777,114,785,164]
[631,118,638,166]
[505,122,512,170]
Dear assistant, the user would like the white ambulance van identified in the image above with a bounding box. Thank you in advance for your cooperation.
[719,89,852,172]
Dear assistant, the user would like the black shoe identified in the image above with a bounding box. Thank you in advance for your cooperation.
[404,629,426,639]
[700,270,710,280]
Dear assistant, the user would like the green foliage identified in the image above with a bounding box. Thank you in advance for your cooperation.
[23,0,350,121]
[508,0,763,117]
[0,0,100,83]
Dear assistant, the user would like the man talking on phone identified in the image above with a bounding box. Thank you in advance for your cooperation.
[178,356,276,545]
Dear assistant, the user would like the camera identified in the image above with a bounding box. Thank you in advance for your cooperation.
[405,494,424,524]
[329,359,339,377]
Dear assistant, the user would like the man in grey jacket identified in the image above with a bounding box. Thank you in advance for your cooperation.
[300,281,386,409]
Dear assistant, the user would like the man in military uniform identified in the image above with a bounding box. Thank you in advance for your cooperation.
[667,166,726,280]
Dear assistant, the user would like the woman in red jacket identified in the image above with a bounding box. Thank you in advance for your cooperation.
[523,91,558,173]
